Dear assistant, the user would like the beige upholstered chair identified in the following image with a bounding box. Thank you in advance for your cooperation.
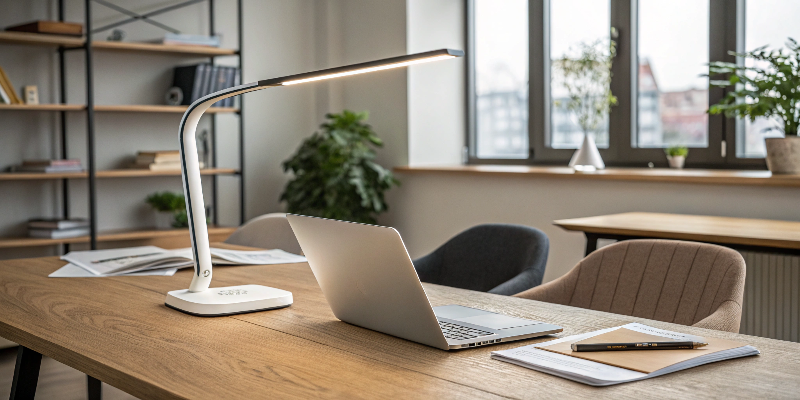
[225,213,302,255]
[514,239,746,333]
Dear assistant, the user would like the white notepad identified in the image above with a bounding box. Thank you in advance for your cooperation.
[491,323,759,386]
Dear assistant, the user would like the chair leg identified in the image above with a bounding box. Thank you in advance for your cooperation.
[87,375,102,400]
[10,346,42,400]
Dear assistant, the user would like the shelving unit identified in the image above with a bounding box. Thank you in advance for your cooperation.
[0,0,245,251]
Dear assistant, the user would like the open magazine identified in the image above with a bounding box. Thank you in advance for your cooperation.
[53,246,306,277]
[491,323,759,386]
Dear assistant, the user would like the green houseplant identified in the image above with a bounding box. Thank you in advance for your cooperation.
[146,191,188,228]
[708,38,800,173]
[553,38,618,170]
[281,110,399,224]
[664,146,689,169]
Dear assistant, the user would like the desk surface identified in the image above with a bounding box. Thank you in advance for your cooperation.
[554,212,800,250]
[1,251,799,398]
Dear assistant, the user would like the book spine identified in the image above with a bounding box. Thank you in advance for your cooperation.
[190,64,203,103]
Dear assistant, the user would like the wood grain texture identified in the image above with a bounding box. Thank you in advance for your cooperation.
[0,31,83,46]
[91,41,237,56]
[0,168,237,181]
[0,104,84,111]
[0,227,235,249]
[0,250,798,399]
[554,212,800,250]
[394,165,800,188]
[94,105,237,113]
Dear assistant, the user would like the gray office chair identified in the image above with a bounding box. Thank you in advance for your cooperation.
[412,224,549,295]
[224,213,303,255]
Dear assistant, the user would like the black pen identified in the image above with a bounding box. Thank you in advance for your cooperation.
[571,341,708,352]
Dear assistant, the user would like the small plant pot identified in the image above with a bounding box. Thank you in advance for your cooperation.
[154,211,174,230]
[666,155,685,169]
[765,137,800,174]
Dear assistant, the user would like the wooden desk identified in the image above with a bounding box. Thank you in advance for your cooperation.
[554,212,800,256]
[1,253,800,398]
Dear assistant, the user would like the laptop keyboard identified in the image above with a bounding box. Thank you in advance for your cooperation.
[438,320,494,341]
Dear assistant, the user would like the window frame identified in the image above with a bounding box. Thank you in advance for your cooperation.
[466,0,768,169]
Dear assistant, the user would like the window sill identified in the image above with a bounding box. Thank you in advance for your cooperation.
[393,165,800,188]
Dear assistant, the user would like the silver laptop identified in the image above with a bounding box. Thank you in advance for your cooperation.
[286,214,563,350]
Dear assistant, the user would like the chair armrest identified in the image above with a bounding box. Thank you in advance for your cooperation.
[691,300,742,333]
[488,267,545,296]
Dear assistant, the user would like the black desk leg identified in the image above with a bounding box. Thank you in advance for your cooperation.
[584,233,599,256]
[10,346,42,400]
[87,375,102,400]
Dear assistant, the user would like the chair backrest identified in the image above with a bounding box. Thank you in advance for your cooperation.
[514,239,746,332]
[412,224,548,295]
[224,213,302,254]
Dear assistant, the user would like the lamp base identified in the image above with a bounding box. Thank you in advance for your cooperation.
[165,284,293,316]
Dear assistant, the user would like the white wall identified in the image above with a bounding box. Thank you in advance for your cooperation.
[384,173,800,283]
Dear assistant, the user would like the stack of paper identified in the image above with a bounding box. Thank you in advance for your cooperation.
[491,323,759,386]
[50,246,307,278]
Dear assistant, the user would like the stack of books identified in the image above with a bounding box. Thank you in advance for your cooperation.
[13,159,83,173]
[160,33,221,47]
[172,64,240,107]
[134,151,180,171]
[29,218,89,239]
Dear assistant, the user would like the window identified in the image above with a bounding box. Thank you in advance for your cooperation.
[467,0,782,168]
[637,0,709,148]
[472,0,528,159]
[550,0,610,149]
[737,0,800,158]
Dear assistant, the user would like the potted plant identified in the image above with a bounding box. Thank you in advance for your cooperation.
[281,110,399,224]
[145,191,188,229]
[665,146,689,169]
[708,38,800,174]
[553,38,618,170]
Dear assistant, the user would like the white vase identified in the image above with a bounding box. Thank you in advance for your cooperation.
[667,155,685,169]
[569,133,605,171]
[154,211,174,230]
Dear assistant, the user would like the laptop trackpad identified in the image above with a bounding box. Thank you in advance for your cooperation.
[454,313,539,330]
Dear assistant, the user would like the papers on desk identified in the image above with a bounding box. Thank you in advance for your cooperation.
[49,246,306,278]
[491,323,759,386]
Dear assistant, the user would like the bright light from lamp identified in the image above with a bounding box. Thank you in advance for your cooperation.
[281,55,456,86]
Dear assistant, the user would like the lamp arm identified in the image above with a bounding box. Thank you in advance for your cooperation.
[180,82,267,292]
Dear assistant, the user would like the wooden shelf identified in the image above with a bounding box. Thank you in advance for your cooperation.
[0,31,83,47]
[0,32,237,56]
[0,226,237,248]
[0,104,84,111]
[394,165,800,188]
[0,168,237,181]
[94,105,237,113]
[91,40,237,56]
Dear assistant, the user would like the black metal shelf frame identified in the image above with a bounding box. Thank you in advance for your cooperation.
[52,0,246,252]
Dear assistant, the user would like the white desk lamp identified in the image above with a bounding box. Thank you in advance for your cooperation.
[165,49,464,316]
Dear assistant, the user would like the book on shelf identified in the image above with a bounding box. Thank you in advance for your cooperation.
[12,159,83,173]
[160,33,221,47]
[5,20,83,36]
[491,323,759,387]
[0,65,21,104]
[29,227,89,239]
[54,245,307,277]
[135,151,180,164]
[28,218,89,230]
[172,64,240,107]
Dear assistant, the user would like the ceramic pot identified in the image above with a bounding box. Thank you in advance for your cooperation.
[765,137,800,174]
[154,211,174,229]
[667,155,685,169]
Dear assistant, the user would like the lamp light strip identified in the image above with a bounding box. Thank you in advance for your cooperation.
[280,55,455,86]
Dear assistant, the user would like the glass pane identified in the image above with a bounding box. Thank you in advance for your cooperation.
[474,0,528,159]
[737,0,800,158]
[550,0,610,149]
[637,0,709,148]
